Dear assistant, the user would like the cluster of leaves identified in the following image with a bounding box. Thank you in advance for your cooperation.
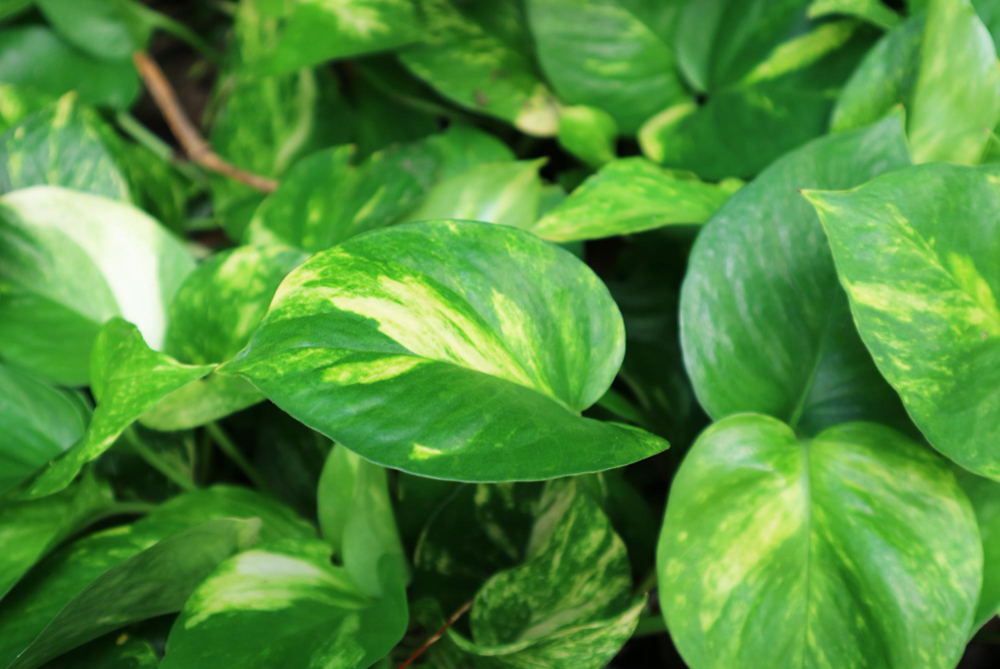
[2,0,1000,667]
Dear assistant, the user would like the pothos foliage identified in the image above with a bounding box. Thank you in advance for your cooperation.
[0,0,999,668]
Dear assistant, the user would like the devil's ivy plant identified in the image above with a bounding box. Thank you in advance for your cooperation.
[1,0,999,667]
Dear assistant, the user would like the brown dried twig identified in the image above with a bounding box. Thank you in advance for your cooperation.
[131,50,278,193]
[398,600,473,669]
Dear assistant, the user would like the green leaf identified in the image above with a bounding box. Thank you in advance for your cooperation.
[955,469,1000,630]
[403,160,544,230]
[221,220,668,481]
[680,113,912,436]
[0,473,112,600]
[237,0,420,74]
[807,0,901,29]
[42,633,158,669]
[0,84,54,134]
[399,0,560,136]
[804,163,1000,478]
[23,320,213,498]
[159,539,408,669]
[657,415,981,669]
[674,0,810,92]
[642,20,871,179]
[251,406,332,517]
[0,363,90,494]
[36,0,146,61]
[526,0,688,133]
[0,187,195,385]
[439,479,644,668]
[4,518,259,669]
[556,105,617,169]
[140,246,307,431]
[533,157,740,242]
[318,446,407,597]
[0,26,139,109]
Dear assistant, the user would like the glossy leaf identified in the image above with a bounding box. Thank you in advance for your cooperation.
[221,220,668,481]
[955,469,1000,630]
[23,320,213,498]
[533,158,740,242]
[680,113,912,436]
[658,415,981,669]
[0,363,90,494]
[527,0,688,132]
[805,163,1000,477]
[556,105,617,169]
[5,518,259,669]
[160,539,408,669]
[399,0,560,136]
[0,187,194,385]
[0,26,139,109]
[439,479,644,668]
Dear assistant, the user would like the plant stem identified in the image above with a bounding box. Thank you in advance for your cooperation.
[632,614,668,638]
[399,600,473,668]
[205,422,270,492]
[125,429,197,492]
[114,111,207,183]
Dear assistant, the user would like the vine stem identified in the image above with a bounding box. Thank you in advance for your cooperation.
[398,600,473,669]
[124,429,197,492]
[204,422,270,492]
[131,50,278,193]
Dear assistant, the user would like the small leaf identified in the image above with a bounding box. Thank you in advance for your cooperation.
[658,415,981,669]
[804,163,1000,477]
[221,220,668,481]
[533,157,739,242]
[556,105,617,169]
[22,320,214,498]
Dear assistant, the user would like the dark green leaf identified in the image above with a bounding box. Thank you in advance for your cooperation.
[36,0,145,61]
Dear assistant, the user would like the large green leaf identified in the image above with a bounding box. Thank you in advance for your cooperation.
[140,246,307,431]
[680,113,911,436]
[0,473,112,600]
[0,363,90,494]
[0,187,194,385]
[0,26,139,109]
[42,633,158,669]
[526,0,688,133]
[0,84,53,134]
[23,320,213,498]
[642,20,871,179]
[36,0,145,61]
[955,469,1000,630]
[435,479,644,668]
[532,158,740,242]
[657,415,981,669]
[804,163,1000,478]
[4,518,258,669]
[221,220,667,481]
[399,0,560,135]
[237,0,420,74]
[159,539,407,669]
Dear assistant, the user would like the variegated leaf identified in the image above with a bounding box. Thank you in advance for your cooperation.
[807,0,901,29]
[804,163,1000,478]
[658,414,981,669]
[533,158,740,242]
[220,220,668,481]
[0,187,194,385]
[955,468,1000,630]
[680,113,912,436]
[23,320,213,498]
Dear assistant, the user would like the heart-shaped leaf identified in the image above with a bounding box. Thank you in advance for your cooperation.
[221,220,668,481]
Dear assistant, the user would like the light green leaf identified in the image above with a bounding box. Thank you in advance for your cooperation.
[0,26,139,109]
[23,320,214,498]
[0,84,53,133]
[5,518,259,669]
[403,160,544,230]
[955,469,1000,630]
[556,105,617,169]
[807,0,901,29]
[141,246,307,431]
[680,113,912,436]
[220,220,668,481]
[238,0,420,74]
[0,363,90,494]
[533,157,740,242]
[159,539,408,669]
[440,479,644,668]
[399,0,560,136]
[0,186,195,385]
[318,446,407,597]
[674,0,810,92]
[36,0,145,61]
[527,0,688,133]
[657,415,981,669]
[804,163,1000,478]
[0,473,112,600]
